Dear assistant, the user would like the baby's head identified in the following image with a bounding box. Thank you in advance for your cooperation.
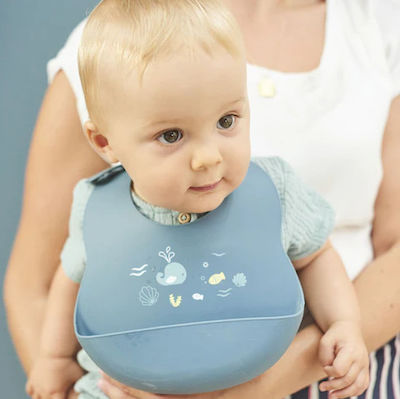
[79,0,250,213]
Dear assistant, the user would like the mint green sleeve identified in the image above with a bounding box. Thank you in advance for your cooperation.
[60,179,94,283]
[253,157,335,260]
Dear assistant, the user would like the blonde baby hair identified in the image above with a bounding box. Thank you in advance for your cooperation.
[78,0,244,127]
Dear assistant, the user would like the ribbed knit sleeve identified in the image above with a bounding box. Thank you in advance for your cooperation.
[253,157,335,260]
[60,179,94,283]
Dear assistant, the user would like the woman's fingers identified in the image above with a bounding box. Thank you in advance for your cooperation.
[51,393,67,399]
[99,373,165,399]
[98,377,163,399]
[66,387,79,399]
[98,372,224,399]
[25,381,33,396]
[98,378,139,399]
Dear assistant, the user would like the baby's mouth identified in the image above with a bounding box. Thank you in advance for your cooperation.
[189,178,222,192]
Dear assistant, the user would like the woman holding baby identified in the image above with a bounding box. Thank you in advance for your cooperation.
[4,1,400,398]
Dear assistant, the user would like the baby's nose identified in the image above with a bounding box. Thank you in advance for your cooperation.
[191,144,222,171]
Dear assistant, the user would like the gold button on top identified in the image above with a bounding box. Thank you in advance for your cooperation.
[258,77,276,98]
[177,212,191,224]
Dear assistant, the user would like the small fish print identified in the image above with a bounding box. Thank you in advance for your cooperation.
[192,293,204,301]
[208,272,226,285]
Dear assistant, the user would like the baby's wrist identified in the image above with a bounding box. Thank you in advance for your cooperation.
[328,319,361,330]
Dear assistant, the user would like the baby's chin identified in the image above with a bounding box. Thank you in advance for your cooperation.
[177,196,228,215]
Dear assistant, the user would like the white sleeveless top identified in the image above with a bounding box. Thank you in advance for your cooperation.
[47,0,400,280]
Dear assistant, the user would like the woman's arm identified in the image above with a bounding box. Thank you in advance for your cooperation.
[37,265,81,358]
[355,94,400,350]
[25,265,84,398]
[3,70,108,373]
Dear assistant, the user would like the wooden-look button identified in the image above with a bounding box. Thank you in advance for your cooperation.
[177,212,191,224]
[258,77,276,98]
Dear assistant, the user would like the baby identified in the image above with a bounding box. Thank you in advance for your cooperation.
[26,1,369,398]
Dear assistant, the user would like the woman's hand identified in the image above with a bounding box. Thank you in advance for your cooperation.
[98,373,226,399]
[26,355,84,399]
[98,373,166,399]
[98,371,283,399]
[67,388,80,399]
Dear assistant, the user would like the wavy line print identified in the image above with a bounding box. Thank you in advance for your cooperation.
[131,264,149,271]
[130,270,147,277]
[211,252,226,257]
[217,293,231,297]
[129,270,147,277]
[218,288,232,293]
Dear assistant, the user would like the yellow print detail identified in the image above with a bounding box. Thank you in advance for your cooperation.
[169,294,182,307]
[208,272,226,285]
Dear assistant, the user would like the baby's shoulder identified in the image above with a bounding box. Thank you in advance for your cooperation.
[250,157,309,206]
[251,156,294,185]
[70,165,125,213]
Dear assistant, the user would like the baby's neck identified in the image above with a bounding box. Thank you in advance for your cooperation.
[130,187,206,226]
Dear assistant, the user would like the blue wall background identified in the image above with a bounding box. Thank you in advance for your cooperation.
[0,1,97,396]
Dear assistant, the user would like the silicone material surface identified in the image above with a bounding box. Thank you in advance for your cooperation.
[74,162,304,394]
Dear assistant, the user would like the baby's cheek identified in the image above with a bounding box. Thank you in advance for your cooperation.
[147,177,183,205]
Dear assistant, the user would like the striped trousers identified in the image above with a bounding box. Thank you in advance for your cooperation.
[288,333,400,399]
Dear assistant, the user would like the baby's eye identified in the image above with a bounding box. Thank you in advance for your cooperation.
[157,129,183,144]
[217,114,236,130]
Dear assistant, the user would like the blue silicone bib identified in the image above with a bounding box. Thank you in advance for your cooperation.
[74,162,304,394]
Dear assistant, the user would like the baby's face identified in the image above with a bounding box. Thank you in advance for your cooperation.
[100,49,250,213]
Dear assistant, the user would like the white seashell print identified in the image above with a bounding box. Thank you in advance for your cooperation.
[139,286,159,306]
[232,273,247,287]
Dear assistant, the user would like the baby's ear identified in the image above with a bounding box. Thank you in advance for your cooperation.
[83,120,119,164]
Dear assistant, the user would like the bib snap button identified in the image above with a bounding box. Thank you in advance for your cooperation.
[177,212,191,224]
